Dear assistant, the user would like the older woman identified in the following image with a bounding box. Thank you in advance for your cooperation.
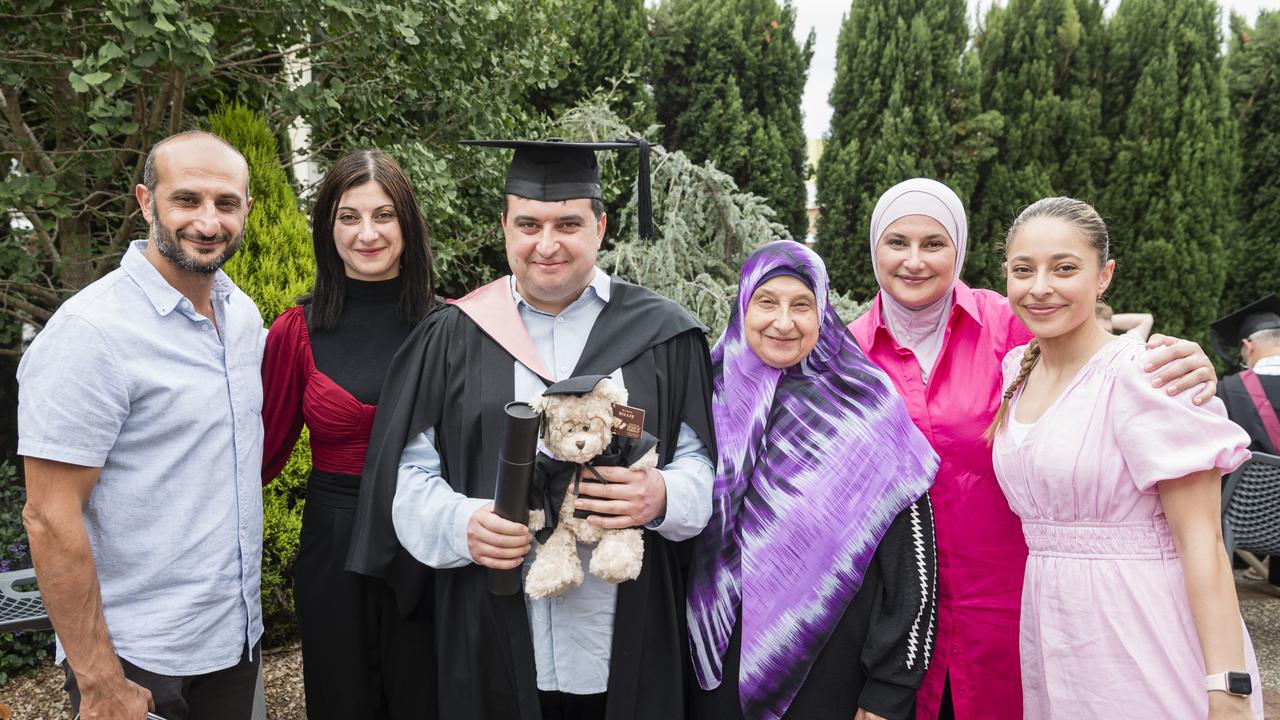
[847,178,1220,720]
[688,241,939,720]
[261,150,438,719]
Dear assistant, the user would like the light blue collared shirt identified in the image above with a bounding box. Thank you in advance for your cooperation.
[17,240,264,675]
[392,268,713,694]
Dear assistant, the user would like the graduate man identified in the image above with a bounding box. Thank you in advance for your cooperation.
[1212,294,1280,456]
[347,139,716,720]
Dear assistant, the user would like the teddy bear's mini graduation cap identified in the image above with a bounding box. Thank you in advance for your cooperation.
[541,374,612,397]
[460,138,653,239]
[1210,294,1280,363]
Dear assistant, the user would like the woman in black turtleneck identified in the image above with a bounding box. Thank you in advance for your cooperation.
[261,150,437,719]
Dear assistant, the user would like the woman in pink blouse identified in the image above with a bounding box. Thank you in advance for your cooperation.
[847,179,1218,720]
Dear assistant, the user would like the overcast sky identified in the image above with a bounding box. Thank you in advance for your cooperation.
[794,0,1280,138]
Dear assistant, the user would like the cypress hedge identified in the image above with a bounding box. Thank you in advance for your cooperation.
[967,0,1108,289]
[1224,10,1280,313]
[653,0,813,239]
[207,104,314,645]
[1097,0,1236,340]
[815,0,996,298]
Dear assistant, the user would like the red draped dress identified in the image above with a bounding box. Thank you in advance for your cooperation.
[262,305,375,480]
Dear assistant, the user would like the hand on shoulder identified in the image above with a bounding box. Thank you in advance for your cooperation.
[1141,334,1217,405]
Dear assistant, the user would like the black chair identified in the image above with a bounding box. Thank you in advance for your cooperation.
[0,567,52,633]
[1221,452,1280,580]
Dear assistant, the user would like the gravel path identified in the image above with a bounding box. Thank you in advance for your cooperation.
[1237,573,1280,716]
[0,643,305,720]
[5,577,1280,718]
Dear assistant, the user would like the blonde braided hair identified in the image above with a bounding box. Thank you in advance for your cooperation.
[984,340,1041,444]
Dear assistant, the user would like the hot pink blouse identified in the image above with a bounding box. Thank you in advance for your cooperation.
[850,282,1031,720]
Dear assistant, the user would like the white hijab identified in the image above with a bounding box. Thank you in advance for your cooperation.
[869,178,968,381]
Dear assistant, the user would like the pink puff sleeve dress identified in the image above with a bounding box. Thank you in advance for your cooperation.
[993,338,1262,719]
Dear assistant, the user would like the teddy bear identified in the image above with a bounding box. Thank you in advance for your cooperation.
[524,375,658,600]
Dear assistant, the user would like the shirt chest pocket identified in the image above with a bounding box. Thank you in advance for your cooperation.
[238,350,264,415]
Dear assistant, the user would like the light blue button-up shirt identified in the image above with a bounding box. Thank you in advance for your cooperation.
[17,240,264,675]
[392,268,713,694]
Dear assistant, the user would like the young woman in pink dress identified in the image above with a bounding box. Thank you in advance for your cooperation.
[848,179,1222,720]
[988,196,1262,719]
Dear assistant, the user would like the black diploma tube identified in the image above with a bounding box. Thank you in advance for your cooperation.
[488,401,542,595]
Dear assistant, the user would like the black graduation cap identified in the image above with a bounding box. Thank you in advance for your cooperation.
[541,374,612,397]
[1210,294,1280,363]
[460,138,653,239]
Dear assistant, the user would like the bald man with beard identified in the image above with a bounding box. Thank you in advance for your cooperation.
[19,132,266,720]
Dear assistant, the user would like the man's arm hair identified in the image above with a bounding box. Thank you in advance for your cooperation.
[22,457,126,689]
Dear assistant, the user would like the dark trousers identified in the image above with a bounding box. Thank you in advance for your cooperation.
[538,690,607,720]
[64,642,259,720]
[295,475,437,719]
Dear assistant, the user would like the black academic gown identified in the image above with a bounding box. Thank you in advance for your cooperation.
[1218,371,1280,587]
[346,278,716,720]
[1218,371,1280,455]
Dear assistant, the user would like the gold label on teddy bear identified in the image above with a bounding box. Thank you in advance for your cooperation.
[611,403,645,439]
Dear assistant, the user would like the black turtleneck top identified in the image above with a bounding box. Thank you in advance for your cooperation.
[307,276,414,406]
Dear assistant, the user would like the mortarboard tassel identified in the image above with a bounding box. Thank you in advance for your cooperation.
[634,138,653,240]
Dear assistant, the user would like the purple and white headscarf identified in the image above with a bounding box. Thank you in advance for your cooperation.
[688,240,938,719]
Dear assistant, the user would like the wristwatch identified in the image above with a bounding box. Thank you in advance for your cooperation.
[1205,671,1253,696]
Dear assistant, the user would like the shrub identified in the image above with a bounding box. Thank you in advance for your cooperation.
[815,0,991,298]
[1097,0,1236,341]
[1223,11,1280,314]
[0,459,55,684]
[207,104,313,645]
[653,0,813,239]
[209,104,315,322]
[260,432,309,646]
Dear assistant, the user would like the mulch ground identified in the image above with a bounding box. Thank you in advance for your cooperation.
[0,642,305,720]
[5,576,1280,718]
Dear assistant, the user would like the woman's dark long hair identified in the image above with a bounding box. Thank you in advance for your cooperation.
[305,150,436,330]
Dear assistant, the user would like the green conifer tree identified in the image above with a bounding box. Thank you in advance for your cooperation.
[816,0,996,298]
[1098,0,1237,340]
[560,100,866,335]
[209,106,314,322]
[530,0,654,127]
[207,104,313,644]
[1224,10,1280,311]
[652,0,813,238]
[967,0,1107,289]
